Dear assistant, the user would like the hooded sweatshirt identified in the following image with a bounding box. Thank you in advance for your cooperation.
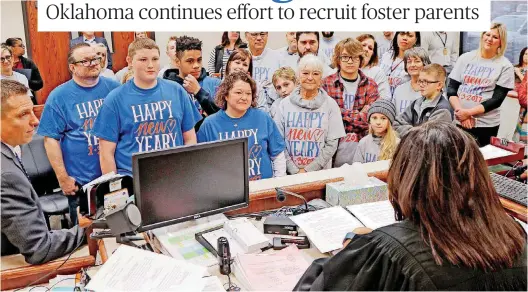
[273,87,346,173]
[353,134,382,163]
[163,67,222,116]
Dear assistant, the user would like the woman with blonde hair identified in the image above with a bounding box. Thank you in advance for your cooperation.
[448,22,515,146]
[92,43,116,81]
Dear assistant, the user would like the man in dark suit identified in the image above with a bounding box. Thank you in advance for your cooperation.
[70,31,112,70]
[1,80,84,264]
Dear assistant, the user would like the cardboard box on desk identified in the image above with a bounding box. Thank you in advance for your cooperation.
[326,177,388,206]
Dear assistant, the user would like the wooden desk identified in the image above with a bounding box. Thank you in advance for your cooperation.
[1,226,99,290]
[0,246,95,291]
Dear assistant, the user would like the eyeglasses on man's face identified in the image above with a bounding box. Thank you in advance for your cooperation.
[72,57,102,67]
[249,32,268,38]
[1,55,12,63]
[417,79,439,86]
[339,55,361,63]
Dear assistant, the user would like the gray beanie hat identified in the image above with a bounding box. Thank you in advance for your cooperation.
[368,99,397,124]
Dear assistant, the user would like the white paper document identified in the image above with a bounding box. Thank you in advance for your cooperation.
[290,206,364,253]
[480,145,515,160]
[86,245,207,291]
[347,200,397,230]
[234,245,310,291]
[200,276,225,292]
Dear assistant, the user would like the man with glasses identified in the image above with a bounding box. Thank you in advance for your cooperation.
[394,64,454,136]
[70,32,113,70]
[5,38,44,99]
[245,32,280,84]
[37,43,120,225]
[322,38,381,166]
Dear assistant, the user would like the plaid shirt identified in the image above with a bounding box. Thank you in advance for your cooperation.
[322,70,380,138]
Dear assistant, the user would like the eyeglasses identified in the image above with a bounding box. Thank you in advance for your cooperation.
[339,56,361,63]
[72,57,102,67]
[417,79,440,85]
[248,32,268,38]
[1,55,12,62]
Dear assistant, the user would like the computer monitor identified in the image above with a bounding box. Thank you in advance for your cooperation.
[132,138,249,232]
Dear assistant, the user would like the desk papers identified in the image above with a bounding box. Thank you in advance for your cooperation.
[151,214,228,267]
[233,246,310,291]
[290,206,363,253]
[86,245,207,291]
[480,145,515,160]
[346,200,397,230]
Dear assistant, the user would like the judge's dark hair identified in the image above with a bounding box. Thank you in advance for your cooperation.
[215,71,257,110]
[388,121,525,271]
[391,31,421,60]
[175,35,202,59]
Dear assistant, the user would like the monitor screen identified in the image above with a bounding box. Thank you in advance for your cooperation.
[132,138,249,232]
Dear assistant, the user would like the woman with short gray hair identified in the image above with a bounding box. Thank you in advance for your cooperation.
[392,47,431,114]
[273,54,345,174]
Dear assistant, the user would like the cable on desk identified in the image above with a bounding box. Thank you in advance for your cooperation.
[223,274,240,291]
[14,212,105,292]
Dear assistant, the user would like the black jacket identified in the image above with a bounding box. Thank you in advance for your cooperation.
[163,67,220,116]
[295,220,527,291]
[16,56,43,104]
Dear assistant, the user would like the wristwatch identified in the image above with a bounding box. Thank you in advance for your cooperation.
[342,232,356,244]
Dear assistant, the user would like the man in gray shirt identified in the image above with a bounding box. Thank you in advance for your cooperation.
[1,80,84,264]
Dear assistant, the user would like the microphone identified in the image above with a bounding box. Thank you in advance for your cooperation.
[217,237,231,275]
[275,187,310,213]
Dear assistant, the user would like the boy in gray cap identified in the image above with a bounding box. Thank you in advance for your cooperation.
[353,99,399,163]
[394,64,454,137]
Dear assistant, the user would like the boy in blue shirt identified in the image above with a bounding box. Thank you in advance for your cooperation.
[163,36,222,120]
[38,43,120,225]
[197,72,285,181]
[93,38,201,177]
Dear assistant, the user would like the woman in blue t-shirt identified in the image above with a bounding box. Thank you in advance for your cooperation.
[197,71,286,181]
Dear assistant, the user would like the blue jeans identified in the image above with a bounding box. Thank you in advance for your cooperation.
[67,194,79,226]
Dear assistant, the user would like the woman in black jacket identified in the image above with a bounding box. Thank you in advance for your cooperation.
[207,32,247,79]
[5,38,43,102]
[295,121,527,291]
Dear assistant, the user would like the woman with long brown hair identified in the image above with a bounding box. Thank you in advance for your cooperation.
[295,121,526,291]
[207,31,247,78]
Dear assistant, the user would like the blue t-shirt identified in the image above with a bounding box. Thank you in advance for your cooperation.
[92,78,202,176]
[197,108,285,181]
[37,77,120,184]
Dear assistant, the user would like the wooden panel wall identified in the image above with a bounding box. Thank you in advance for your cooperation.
[24,1,71,105]
[111,32,135,72]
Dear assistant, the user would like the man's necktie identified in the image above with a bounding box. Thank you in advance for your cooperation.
[14,153,30,179]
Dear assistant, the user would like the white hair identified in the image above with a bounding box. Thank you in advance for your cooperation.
[297,53,324,73]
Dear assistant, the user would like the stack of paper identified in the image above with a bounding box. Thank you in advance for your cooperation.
[290,206,364,253]
[86,245,207,291]
[346,200,397,230]
[232,246,310,291]
[480,145,515,160]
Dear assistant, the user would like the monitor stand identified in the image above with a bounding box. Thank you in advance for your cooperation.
[160,213,229,234]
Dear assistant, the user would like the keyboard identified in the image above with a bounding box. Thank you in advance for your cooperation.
[490,172,527,207]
